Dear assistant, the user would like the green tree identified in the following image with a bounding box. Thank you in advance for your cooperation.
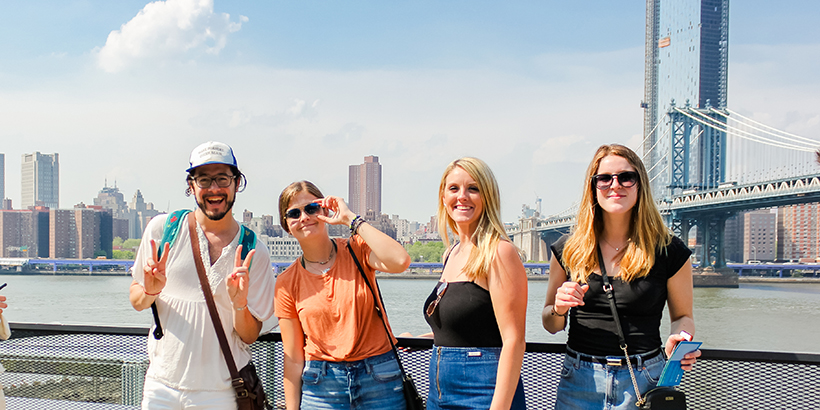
[113,250,135,260]
[112,237,124,248]
[123,239,141,250]
[406,241,445,263]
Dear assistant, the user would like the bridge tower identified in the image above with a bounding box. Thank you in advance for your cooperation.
[667,102,731,268]
[667,101,728,194]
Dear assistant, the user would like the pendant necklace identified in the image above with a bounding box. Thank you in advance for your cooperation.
[602,237,627,252]
[302,240,337,274]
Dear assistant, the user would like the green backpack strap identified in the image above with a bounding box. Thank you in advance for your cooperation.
[157,209,191,259]
[238,225,257,264]
[150,212,256,340]
[151,209,191,340]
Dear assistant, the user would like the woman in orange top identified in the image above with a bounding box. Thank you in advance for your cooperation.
[274,181,411,410]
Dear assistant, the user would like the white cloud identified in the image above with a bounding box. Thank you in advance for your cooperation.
[532,136,591,165]
[95,0,246,73]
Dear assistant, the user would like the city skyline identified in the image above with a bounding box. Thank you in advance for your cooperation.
[1,1,818,223]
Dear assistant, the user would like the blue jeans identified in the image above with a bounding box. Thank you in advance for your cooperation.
[427,346,526,410]
[300,350,406,410]
[554,347,666,410]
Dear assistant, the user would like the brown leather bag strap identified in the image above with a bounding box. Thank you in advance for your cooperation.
[187,216,245,391]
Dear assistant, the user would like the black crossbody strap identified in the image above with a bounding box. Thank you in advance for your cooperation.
[597,245,627,349]
[597,244,647,405]
[346,239,409,376]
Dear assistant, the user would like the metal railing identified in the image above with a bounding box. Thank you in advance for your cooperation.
[1,323,819,409]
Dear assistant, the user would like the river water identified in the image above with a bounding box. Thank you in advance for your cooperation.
[1,275,818,353]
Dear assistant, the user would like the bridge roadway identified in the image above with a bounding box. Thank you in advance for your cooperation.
[509,173,820,265]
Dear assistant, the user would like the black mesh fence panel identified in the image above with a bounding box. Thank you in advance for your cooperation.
[1,324,819,409]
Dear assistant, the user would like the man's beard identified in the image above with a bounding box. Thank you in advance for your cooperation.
[196,194,235,221]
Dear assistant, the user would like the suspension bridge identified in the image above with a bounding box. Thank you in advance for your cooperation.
[510,101,820,270]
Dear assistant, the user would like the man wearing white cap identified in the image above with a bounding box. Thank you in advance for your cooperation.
[129,141,276,409]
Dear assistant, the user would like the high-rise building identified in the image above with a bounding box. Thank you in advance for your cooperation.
[0,153,5,202]
[49,205,113,259]
[722,213,742,263]
[348,156,382,217]
[21,152,60,209]
[127,189,160,239]
[94,182,131,240]
[643,0,729,196]
[777,203,820,262]
[94,181,128,217]
[742,210,776,262]
[0,208,49,257]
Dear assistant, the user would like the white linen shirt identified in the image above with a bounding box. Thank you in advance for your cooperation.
[133,213,276,391]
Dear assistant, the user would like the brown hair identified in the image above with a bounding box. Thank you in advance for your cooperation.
[562,144,671,283]
[278,181,324,233]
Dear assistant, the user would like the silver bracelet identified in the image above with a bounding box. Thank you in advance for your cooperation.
[235,304,247,311]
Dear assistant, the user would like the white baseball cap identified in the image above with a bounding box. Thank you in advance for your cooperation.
[186,141,238,172]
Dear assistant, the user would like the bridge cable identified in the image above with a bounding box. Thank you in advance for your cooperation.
[673,108,815,152]
[686,108,816,150]
[720,109,820,146]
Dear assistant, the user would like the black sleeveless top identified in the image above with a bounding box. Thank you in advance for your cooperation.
[551,235,692,356]
[423,281,503,347]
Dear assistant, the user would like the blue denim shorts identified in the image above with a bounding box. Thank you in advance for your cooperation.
[554,347,666,410]
[300,350,405,410]
[427,346,526,410]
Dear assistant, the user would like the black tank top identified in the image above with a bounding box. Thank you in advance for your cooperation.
[551,234,692,355]
[423,281,503,347]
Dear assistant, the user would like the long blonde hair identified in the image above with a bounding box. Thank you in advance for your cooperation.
[562,144,671,283]
[437,157,519,281]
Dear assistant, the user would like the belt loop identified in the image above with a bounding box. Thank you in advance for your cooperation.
[321,360,327,376]
[572,349,581,369]
[636,352,643,368]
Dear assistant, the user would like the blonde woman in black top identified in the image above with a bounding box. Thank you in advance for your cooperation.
[423,157,527,410]
[542,144,701,410]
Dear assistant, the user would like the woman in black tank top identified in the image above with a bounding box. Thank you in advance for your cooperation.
[541,144,700,410]
[422,157,527,410]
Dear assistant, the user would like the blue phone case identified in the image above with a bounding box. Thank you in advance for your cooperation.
[657,341,702,387]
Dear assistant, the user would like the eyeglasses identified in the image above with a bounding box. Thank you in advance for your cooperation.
[426,281,449,316]
[592,171,639,190]
[285,202,323,220]
[191,174,234,189]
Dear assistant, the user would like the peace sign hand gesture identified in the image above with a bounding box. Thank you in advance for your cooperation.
[227,245,255,310]
[143,239,169,296]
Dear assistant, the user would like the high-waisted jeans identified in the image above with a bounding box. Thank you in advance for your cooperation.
[300,350,405,410]
[427,346,526,410]
[554,347,666,410]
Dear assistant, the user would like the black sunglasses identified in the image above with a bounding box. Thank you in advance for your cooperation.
[285,202,323,220]
[592,171,639,190]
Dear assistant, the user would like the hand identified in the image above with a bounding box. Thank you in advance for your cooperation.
[554,281,589,314]
[664,334,701,370]
[143,239,170,295]
[227,245,255,309]
[315,196,356,226]
[0,295,6,313]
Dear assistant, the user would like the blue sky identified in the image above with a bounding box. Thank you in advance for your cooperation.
[1,0,818,224]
